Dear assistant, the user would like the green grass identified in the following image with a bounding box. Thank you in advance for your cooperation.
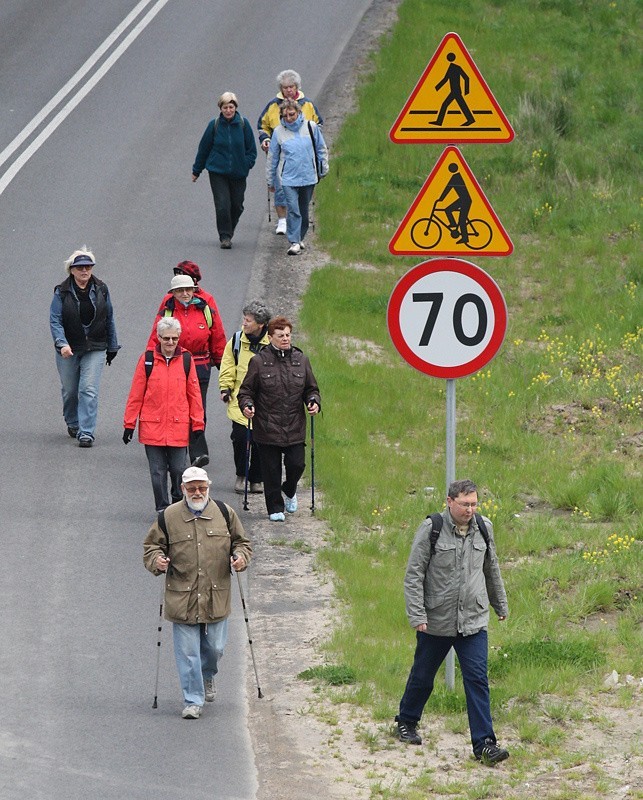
[294,0,641,796]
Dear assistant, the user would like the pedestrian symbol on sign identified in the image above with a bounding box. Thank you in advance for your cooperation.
[389,32,514,144]
[430,52,475,128]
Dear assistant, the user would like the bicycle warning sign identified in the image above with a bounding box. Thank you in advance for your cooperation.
[389,146,513,257]
[389,32,514,144]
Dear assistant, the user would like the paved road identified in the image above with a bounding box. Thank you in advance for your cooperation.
[0,1,372,797]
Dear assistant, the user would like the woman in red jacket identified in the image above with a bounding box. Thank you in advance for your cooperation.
[147,273,226,463]
[124,318,205,512]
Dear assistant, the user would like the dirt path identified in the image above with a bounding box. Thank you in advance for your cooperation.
[239,2,643,797]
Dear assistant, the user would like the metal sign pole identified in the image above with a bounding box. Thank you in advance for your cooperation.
[445,378,456,690]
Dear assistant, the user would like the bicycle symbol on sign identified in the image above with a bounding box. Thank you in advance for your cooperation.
[410,202,493,251]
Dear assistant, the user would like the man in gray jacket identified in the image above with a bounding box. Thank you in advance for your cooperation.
[395,479,509,764]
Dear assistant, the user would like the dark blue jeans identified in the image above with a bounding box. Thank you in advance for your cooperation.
[397,629,495,752]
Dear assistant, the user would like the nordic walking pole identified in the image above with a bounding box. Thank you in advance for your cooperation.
[243,417,252,511]
[309,413,315,514]
[152,575,165,708]
[236,571,263,698]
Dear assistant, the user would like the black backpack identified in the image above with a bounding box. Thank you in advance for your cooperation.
[144,349,192,382]
[157,499,231,547]
[427,512,490,556]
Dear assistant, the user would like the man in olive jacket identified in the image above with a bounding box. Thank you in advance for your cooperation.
[395,479,510,764]
[143,466,252,719]
[238,315,320,522]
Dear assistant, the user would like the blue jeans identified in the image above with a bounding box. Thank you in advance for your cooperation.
[282,184,315,243]
[397,629,495,752]
[172,619,228,706]
[55,349,105,440]
[144,445,188,512]
[273,170,286,208]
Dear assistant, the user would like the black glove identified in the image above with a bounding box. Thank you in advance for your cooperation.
[106,350,118,366]
[122,428,134,444]
[221,389,231,403]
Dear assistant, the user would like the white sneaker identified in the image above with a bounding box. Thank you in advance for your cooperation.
[204,677,216,702]
[269,512,285,522]
[284,494,298,513]
[275,218,287,235]
[287,243,301,256]
[234,476,245,494]
[299,241,306,250]
[181,704,202,719]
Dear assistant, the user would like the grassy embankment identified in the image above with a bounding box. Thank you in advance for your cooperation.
[296,0,641,795]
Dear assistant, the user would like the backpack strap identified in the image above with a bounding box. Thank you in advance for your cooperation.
[157,499,231,553]
[474,513,490,549]
[307,120,321,177]
[145,350,154,379]
[427,511,490,555]
[428,513,443,555]
[213,499,231,532]
[232,330,242,365]
[182,350,191,377]
[144,350,191,382]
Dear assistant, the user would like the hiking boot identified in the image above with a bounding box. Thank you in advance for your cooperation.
[250,482,263,494]
[284,494,298,513]
[220,238,232,249]
[275,218,287,235]
[234,476,245,494]
[204,677,216,702]
[181,704,202,719]
[67,426,78,439]
[269,512,285,522]
[474,738,509,765]
[78,435,93,448]
[287,243,301,255]
[397,720,422,745]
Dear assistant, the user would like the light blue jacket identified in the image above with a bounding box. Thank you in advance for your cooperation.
[267,113,328,188]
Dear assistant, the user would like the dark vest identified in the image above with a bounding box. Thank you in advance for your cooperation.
[56,276,109,352]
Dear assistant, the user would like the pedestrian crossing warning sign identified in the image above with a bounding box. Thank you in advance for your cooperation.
[389,32,514,144]
[389,146,513,257]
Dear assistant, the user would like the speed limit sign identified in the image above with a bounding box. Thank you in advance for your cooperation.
[387,258,507,378]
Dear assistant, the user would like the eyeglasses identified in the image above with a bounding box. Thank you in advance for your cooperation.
[184,485,209,494]
[73,265,93,271]
[159,336,179,342]
[452,500,478,509]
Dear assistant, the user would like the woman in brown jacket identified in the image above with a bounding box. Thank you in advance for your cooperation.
[238,316,320,521]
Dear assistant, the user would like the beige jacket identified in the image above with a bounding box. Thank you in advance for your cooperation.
[143,499,252,624]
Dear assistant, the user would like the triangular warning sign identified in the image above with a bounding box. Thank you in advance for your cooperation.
[389,146,513,257]
[390,32,514,144]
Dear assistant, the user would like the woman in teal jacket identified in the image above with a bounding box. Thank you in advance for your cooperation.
[192,92,257,249]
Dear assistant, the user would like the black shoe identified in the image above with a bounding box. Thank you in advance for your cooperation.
[396,720,422,745]
[78,436,93,448]
[67,426,79,439]
[191,455,209,468]
[474,738,509,765]
[220,238,232,249]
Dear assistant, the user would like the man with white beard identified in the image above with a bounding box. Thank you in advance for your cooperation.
[144,466,252,719]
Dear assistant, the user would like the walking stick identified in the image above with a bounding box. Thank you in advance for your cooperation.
[310,413,315,514]
[243,420,251,511]
[152,577,165,708]
[236,572,263,698]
